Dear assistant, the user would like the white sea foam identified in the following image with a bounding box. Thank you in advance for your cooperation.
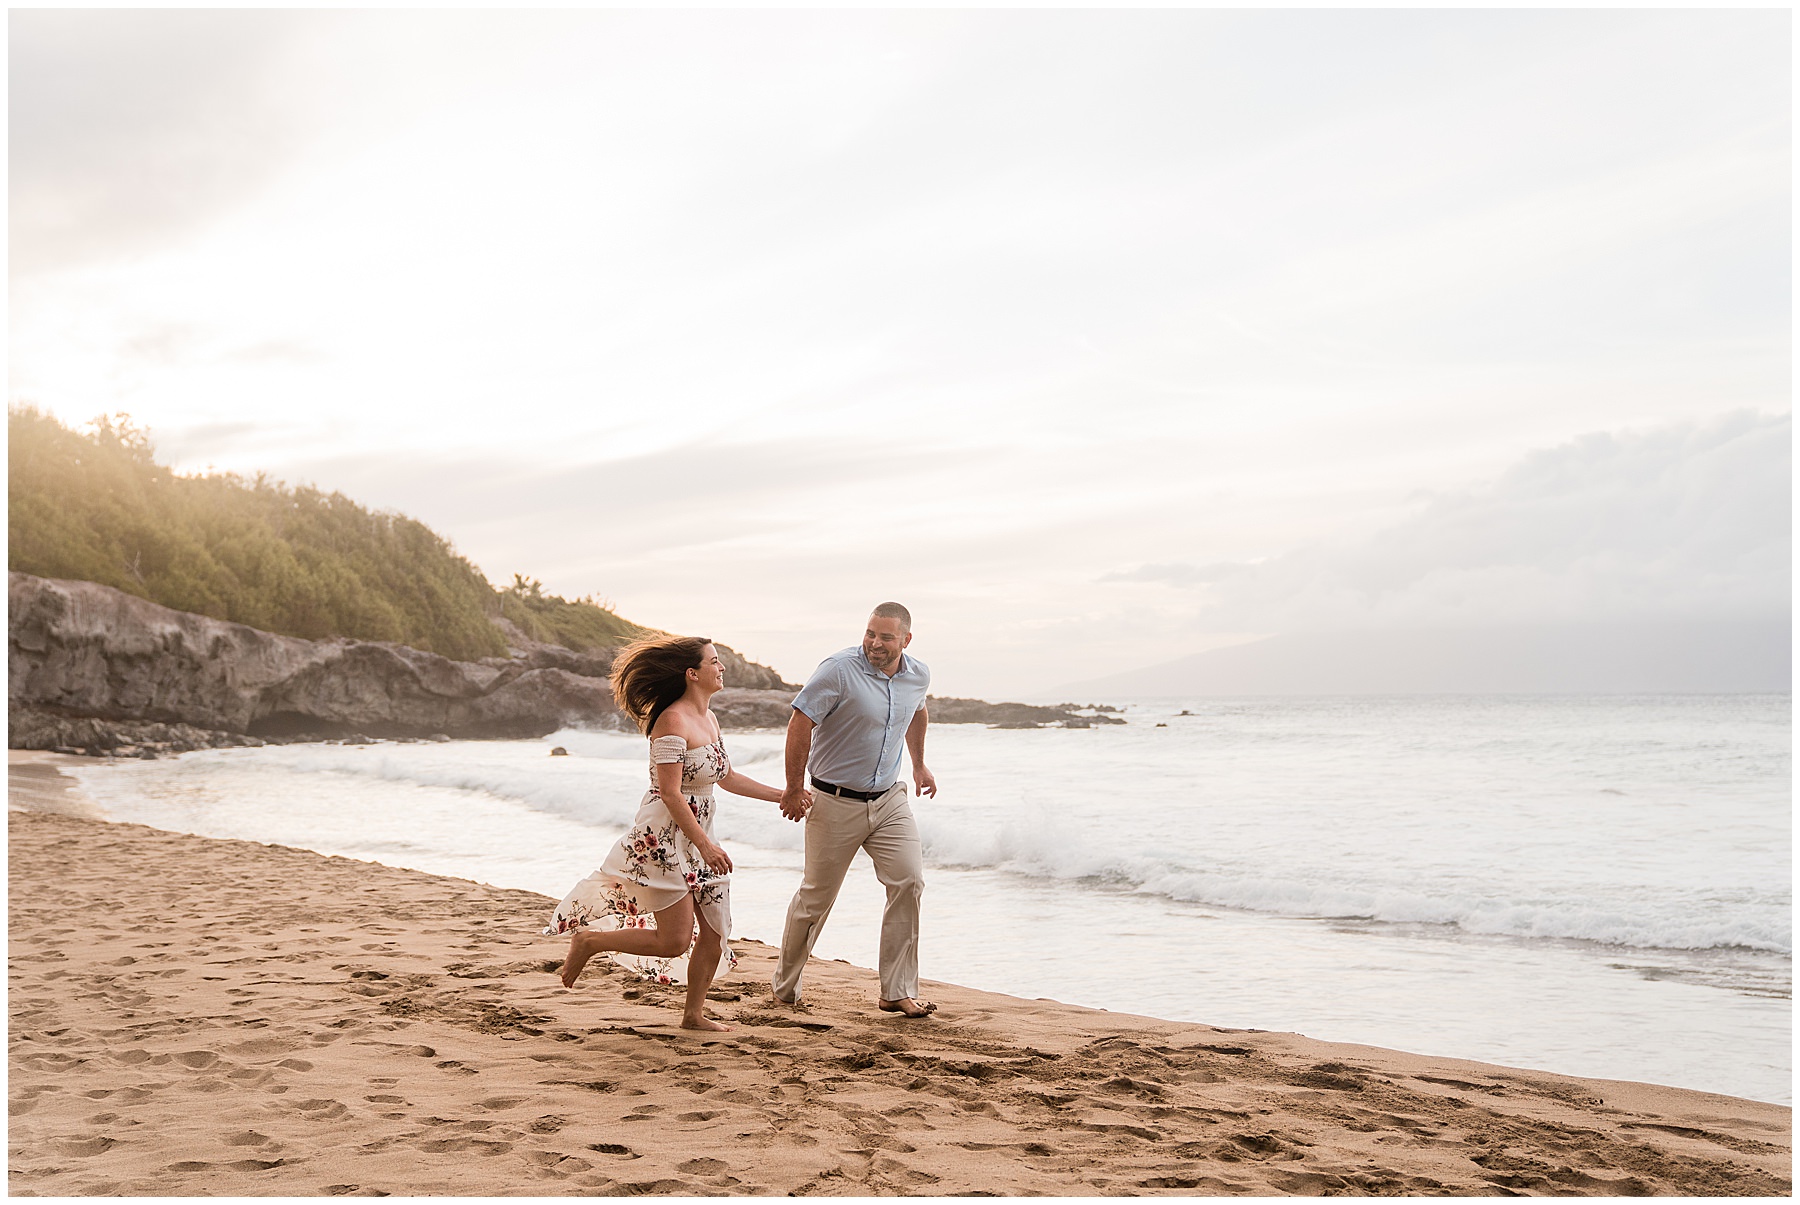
[106,695,1789,958]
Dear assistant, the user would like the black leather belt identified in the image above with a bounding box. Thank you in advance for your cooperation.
[811,776,893,802]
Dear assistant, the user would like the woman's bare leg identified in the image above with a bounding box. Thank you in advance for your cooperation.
[681,907,731,1031]
[561,896,695,988]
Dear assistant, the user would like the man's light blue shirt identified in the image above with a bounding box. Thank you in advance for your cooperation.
[792,646,931,793]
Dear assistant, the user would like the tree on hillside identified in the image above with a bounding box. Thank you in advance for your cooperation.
[498,574,644,651]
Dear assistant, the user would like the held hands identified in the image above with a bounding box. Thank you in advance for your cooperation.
[779,785,813,823]
[913,766,937,798]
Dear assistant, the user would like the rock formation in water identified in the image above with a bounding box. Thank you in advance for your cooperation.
[923,695,1126,728]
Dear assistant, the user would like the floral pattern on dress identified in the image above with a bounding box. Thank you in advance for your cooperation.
[543,736,738,986]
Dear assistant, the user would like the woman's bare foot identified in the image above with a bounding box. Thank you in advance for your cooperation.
[561,931,604,988]
[680,1015,733,1032]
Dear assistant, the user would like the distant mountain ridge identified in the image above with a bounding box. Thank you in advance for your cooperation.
[1055,620,1792,698]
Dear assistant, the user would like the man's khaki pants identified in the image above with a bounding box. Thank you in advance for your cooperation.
[773,782,923,1004]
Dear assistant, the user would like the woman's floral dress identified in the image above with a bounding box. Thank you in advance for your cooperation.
[544,734,737,986]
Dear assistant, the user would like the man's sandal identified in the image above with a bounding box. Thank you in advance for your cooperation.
[879,997,937,1018]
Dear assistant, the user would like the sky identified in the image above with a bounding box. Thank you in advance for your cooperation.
[9,9,1790,698]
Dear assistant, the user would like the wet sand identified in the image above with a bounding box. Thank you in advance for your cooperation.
[7,759,1791,1196]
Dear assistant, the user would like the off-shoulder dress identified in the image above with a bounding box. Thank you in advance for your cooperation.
[543,734,735,985]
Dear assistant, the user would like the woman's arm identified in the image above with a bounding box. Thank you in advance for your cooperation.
[651,743,732,875]
[718,767,783,803]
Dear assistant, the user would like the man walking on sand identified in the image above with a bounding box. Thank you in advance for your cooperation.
[773,602,938,1018]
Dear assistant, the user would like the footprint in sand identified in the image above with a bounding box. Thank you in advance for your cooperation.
[960,1141,1049,1156]
[877,1160,939,1187]
[1100,1075,1166,1099]
[475,1096,526,1111]
[1137,1174,1212,1190]
[622,1177,704,1194]
[105,1086,158,1103]
[54,1136,116,1157]
[19,1051,87,1072]
[416,1137,512,1156]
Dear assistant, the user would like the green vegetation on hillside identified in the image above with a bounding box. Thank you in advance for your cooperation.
[498,575,643,651]
[8,406,644,661]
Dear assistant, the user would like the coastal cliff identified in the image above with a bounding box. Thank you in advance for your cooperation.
[7,573,787,753]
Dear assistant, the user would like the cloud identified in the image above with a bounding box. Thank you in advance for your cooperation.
[222,340,325,366]
[9,10,322,275]
[1099,562,1254,586]
[175,409,1787,695]
[150,420,280,469]
[261,436,996,582]
[1108,410,1791,630]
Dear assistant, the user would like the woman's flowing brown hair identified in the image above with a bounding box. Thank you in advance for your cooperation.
[609,634,712,735]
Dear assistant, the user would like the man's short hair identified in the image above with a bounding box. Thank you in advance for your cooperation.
[871,602,912,632]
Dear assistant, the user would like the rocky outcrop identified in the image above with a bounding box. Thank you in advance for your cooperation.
[709,688,801,730]
[7,573,1103,752]
[8,708,269,757]
[925,696,1126,728]
[487,623,797,693]
[713,646,798,692]
[9,572,633,744]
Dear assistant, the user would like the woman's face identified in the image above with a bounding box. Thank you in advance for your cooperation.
[692,644,726,691]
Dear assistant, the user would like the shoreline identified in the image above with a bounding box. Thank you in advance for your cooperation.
[8,774,1789,1196]
[7,749,109,819]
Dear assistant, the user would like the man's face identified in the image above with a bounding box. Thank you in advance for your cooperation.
[862,616,912,671]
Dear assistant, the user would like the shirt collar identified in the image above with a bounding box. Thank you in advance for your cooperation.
[856,648,911,680]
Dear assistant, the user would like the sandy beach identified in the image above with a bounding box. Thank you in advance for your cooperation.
[8,756,1790,1196]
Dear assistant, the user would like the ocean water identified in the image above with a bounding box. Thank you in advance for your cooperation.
[58,694,1791,1104]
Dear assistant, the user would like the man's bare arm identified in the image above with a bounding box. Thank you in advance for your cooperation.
[781,708,816,821]
[907,705,936,797]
